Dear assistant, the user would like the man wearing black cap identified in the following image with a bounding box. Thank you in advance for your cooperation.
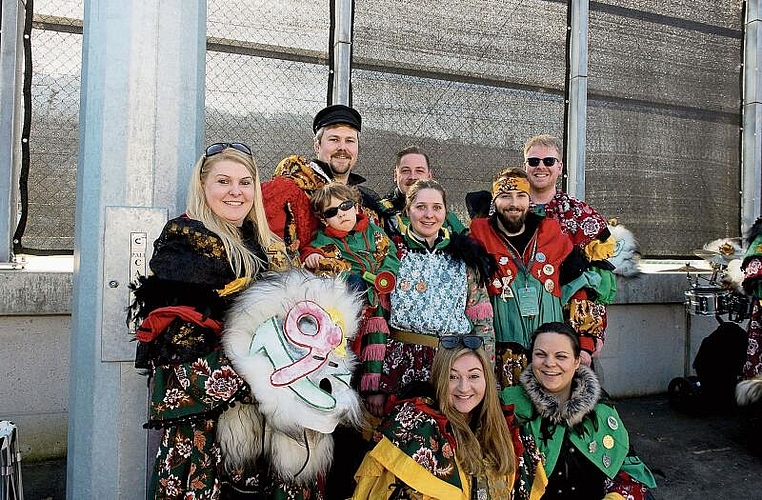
[261,104,381,253]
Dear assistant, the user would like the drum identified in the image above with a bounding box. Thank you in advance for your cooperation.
[684,287,731,316]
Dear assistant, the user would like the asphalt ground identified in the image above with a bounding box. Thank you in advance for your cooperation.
[617,394,762,499]
[18,394,762,499]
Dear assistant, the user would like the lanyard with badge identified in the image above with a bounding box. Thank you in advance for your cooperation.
[504,238,540,317]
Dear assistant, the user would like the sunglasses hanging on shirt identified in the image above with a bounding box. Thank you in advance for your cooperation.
[439,334,484,350]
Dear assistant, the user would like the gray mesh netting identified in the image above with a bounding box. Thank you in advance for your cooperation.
[19,0,745,257]
[205,0,330,178]
[351,0,568,223]
[586,1,743,256]
[23,0,83,252]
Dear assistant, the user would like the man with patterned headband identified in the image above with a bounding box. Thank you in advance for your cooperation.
[523,134,618,366]
[470,167,573,388]
[261,104,382,255]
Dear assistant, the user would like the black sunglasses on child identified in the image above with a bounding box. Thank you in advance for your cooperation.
[322,199,355,219]
[525,156,558,167]
[439,334,484,350]
[205,142,252,157]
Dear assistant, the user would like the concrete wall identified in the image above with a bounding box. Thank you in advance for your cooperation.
[0,262,733,461]
[0,267,71,461]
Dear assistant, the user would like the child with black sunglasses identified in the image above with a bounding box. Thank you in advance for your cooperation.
[301,182,400,398]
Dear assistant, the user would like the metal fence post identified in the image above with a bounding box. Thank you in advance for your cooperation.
[566,0,589,200]
[0,0,25,262]
[743,0,762,234]
[331,0,353,105]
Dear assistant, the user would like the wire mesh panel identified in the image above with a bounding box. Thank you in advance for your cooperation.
[206,0,331,178]
[586,1,743,257]
[351,0,568,220]
[23,0,83,252]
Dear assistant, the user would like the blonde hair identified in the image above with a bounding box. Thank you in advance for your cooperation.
[431,346,516,477]
[186,147,275,278]
[310,182,361,217]
[523,134,562,159]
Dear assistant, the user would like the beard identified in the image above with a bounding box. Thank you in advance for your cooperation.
[327,152,354,175]
[497,208,527,233]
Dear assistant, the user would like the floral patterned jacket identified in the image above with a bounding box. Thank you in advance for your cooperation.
[129,215,266,428]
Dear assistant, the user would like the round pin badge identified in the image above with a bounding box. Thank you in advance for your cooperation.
[543,264,555,275]
[535,252,546,263]
[544,279,554,293]
[607,415,619,430]
[499,256,509,265]
[602,435,614,449]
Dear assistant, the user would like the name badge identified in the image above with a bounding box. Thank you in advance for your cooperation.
[517,286,539,316]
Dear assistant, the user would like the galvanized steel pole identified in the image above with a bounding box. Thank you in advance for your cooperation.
[566,0,589,200]
[743,0,762,234]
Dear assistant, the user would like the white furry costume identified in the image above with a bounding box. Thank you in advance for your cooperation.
[216,270,363,494]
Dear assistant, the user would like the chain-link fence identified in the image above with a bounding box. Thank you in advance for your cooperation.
[17,0,746,257]
[20,0,83,253]
[351,0,568,225]
[205,0,331,178]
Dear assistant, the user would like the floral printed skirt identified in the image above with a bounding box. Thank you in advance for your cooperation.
[149,418,221,500]
[744,301,762,379]
[147,348,244,499]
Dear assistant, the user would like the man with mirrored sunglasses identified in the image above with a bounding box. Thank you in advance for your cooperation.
[523,134,620,366]
[261,104,382,255]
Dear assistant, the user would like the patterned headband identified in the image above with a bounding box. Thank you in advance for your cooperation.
[491,175,530,198]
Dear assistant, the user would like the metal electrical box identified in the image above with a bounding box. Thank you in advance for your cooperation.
[101,206,168,362]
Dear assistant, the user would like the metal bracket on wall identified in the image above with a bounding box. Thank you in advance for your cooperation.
[101,206,167,362]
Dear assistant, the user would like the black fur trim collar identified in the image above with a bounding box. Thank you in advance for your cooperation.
[519,364,601,427]
[441,232,497,286]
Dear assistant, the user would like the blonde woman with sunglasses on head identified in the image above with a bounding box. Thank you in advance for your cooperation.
[353,339,547,499]
[128,143,290,499]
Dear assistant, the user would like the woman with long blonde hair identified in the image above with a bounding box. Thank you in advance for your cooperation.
[129,143,285,499]
[353,339,547,499]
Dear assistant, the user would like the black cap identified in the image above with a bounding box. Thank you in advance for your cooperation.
[312,104,362,133]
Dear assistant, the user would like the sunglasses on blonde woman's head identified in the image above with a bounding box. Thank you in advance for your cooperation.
[322,199,355,219]
[205,142,252,157]
[439,334,484,350]
[525,156,558,167]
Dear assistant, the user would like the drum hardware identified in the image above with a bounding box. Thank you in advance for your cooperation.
[670,238,749,400]
[658,263,712,273]
[682,260,751,321]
